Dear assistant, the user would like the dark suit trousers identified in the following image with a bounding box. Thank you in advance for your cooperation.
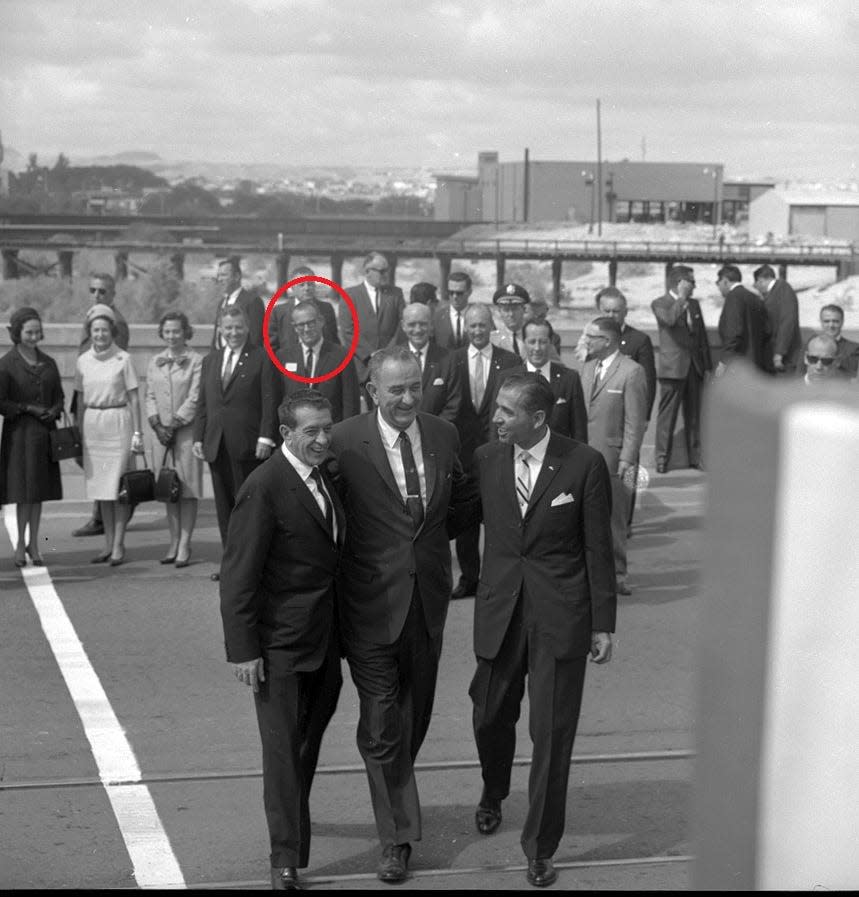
[470,595,587,860]
[345,585,443,846]
[655,370,704,468]
[455,522,481,587]
[254,639,343,868]
[209,442,262,546]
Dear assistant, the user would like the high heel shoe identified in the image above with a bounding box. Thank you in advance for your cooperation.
[14,550,27,568]
[109,550,126,567]
[174,548,192,569]
[160,553,178,565]
[26,545,45,566]
[91,551,111,564]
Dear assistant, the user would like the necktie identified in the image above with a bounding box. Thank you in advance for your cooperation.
[512,331,520,356]
[516,450,532,516]
[222,350,234,387]
[413,349,422,372]
[455,313,462,346]
[373,288,380,315]
[590,360,602,400]
[305,346,314,378]
[472,351,485,408]
[398,430,424,530]
[308,467,334,536]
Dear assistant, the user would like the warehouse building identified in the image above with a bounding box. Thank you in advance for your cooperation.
[748,188,859,242]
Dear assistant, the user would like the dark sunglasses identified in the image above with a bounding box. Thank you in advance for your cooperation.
[89,286,109,294]
[806,355,835,366]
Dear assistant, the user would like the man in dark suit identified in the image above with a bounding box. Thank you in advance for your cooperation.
[329,346,474,884]
[594,286,656,534]
[819,304,859,378]
[268,265,340,357]
[433,271,473,351]
[524,296,562,359]
[193,306,279,573]
[470,373,615,889]
[396,303,461,422]
[651,265,712,473]
[278,302,360,424]
[220,390,344,891]
[505,319,587,442]
[451,303,521,599]
[714,264,773,377]
[753,265,802,375]
[580,318,648,596]
[340,251,406,384]
[212,256,266,350]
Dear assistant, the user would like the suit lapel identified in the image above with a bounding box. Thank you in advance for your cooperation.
[481,348,504,414]
[525,436,564,519]
[590,354,619,401]
[280,453,332,539]
[363,413,405,506]
[499,442,519,519]
[417,415,438,509]
[321,465,345,545]
[223,346,249,393]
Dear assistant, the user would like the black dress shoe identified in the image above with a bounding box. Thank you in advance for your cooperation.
[689,461,705,471]
[616,579,632,596]
[526,857,557,887]
[475,797,502,834]
[73,519,104,537]
[656,460,667,474]
[160,554,177,565]
[271,866,301,890]
[378,843,411,883]
[210,572,220,582]
[451,581,477,600]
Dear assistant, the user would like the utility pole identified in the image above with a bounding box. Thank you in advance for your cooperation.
[523,147,530,223]
[596,99,603,237]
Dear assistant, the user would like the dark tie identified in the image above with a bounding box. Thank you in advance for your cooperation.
[222,350,234,387]
[413,349,422,372]
[512,331,520,356]
[590,360,602,400]
[305,346,314,378]
[455,313,462,346]
[308,467,334,536]
[398,430,424,530]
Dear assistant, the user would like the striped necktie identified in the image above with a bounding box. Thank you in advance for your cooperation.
[516,450,532,516]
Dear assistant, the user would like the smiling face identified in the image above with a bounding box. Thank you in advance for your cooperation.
[89,318,114,351]
[401,303,431,350]
[523,322,551,368]
[292,303,322,347]
[465,305,493,349]
[493,382,545,447]
[281,404,334,467]
[161,318,186,351]
[19,317,43,350]
[367,357,422,430]
[220,311,248,350]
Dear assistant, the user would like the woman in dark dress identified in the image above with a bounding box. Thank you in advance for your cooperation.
[0,307,65,566]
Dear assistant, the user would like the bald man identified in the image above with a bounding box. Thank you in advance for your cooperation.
[397,303,462,422]
[802,334,850,385]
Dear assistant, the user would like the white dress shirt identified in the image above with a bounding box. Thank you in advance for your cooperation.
[596,349,619,380]
[220,340,247,381]
[408,342,426,372]
[376,412,427,505]
[364,279,379,314]
[526,360,552,381]
[281,443,337,541]
[513,427,551,488]
[468,344,491,384]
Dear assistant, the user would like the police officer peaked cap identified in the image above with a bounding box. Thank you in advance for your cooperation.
[492,283,531,304]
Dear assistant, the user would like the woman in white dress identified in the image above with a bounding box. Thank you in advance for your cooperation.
[145,311,204,567]
[73,305,144,565]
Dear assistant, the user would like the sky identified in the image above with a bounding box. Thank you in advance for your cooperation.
[1,0,857,181]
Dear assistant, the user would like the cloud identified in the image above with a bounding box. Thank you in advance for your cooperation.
[0,0,856,179]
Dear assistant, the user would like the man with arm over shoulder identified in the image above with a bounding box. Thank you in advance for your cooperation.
[470,373,616,888]
[221,390,343,890]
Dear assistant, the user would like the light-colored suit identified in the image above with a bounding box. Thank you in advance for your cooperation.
[581,353,648,581]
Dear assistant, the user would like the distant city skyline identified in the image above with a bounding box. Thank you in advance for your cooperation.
[2,1,856,182]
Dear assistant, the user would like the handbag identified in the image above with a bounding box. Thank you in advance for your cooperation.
[50,412,83,462]
[118,452,155,504]
[154,447,182,503]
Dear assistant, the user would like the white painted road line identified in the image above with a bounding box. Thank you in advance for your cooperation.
[3,507,185,889]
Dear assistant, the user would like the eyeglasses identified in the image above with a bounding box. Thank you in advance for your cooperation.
[293,320,319,329]
[584,333,609,341]
[448,289,468,296]
[806,355,835,366]
[367,266,389,274]
[89,287,109,294]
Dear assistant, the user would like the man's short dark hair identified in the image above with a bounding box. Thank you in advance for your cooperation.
[717,265,742,283]
[753,264,776,281]
[409,282,437,305]
[449,271,472,290]
[291,265,315,278]
[278,389,333,429]
[522,318,556,341]
[594,285,627,309]
[362,251,388,270]
[367,345,419,385]
[219,304,248,325]
[89,272,116,291]
[592,316,622,339]
[499,372,555,418]
[667,266,695,289]
[820,304,845,321]
[217,256,242,276]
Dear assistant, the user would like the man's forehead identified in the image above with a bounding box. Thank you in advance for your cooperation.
[807,340,835,357]
[403,306,430,323]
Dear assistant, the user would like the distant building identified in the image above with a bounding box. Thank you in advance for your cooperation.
[749,188,859,241]
[434,152,777,227]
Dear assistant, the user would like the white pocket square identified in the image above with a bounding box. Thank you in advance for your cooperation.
[285,362,298,372]
[432,377,445,386]
[550,492,574,507]
[555,397,567,404]
[607,388,623,394]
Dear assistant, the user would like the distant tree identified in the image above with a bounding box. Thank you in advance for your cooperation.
[53,153,70,172]
[27,153,39,172]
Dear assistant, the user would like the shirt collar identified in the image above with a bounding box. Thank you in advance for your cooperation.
[408,341,427,357]
[301,336,324,354]
[281,443,314,480]
[225,340,248,357]
[526,360,551,379]
[514,427,551,466]
[469,343,491,359]
[376,410,419,450]
[599,349,620,370]
[728,282,742,292]
[364,279,378,296]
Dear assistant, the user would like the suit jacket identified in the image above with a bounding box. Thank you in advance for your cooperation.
[193,344,279,462]
[763,280,802,368]
[490,325,527,360]
[416,342,462,422]
[473,434,616,661]
[651,293,712,379]
[452,344,521,467]
[212,288,266,349]
[718,285,773,373]
[340,283,405,380]
[278,339,360,424]
[432,302,469,351]
[503,362,588,443]
[220,450,344,672]
[619,324,656,420]
[268,296,340,357]
[835,336,859,377]
[330,410,472,645]
[581,354,649,473]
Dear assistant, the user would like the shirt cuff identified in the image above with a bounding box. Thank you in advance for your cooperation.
[257,437,276,447]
